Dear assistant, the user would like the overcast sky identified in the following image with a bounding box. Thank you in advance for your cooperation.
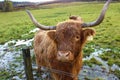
[0,0,54,2]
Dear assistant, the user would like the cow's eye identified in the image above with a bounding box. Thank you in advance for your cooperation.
[75,35,80,41]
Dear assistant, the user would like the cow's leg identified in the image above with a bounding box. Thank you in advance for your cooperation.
[35,55,42,73]
[37,65,42,73]
[52,73,59,80]
[35,53,45,73]
[73,77,78,80]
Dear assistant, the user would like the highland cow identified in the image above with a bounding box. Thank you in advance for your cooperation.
[26,0,111,80]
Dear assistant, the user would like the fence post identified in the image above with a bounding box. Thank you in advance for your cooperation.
[22,48,34,80]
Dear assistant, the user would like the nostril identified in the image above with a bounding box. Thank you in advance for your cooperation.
[58,51,71,57]
[58,51,62,56]
[66,53,69,57]
[65,52,70,57]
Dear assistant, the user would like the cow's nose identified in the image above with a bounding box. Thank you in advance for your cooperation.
[57,51,74,61]
[58,51,71,57]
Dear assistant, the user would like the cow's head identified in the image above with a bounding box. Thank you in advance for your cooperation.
[52,18,95,62]
[26,0,111,62]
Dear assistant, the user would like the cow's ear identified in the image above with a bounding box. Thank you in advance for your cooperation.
[82,29,95,41]
[47,31,56,41]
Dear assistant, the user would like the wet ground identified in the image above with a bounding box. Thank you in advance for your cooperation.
[0,28,119,80]
[0,38,119,80]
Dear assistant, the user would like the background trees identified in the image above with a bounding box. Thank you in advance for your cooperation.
[2,0,13,12]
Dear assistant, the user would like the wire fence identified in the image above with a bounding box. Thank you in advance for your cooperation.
[33,65,119,80]
[22,48,119,80]
[0,47,119,80]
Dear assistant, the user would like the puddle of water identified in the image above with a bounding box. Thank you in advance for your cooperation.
[111,64,120,71]
[83,48,120,72]
[0,39,33,71]
[79,65,119,80]
[83,48,111,61]
[0,29,119,80]
[94,56,109,72]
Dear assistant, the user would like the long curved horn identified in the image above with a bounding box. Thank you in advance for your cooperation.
[26,10,56,30]
[81,0,112,27]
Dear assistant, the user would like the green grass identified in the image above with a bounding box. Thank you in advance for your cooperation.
[0,2,120,50]
[0,11,34,43]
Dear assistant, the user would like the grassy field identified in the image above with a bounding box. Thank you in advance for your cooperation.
[0,2,120,79]
[0,2,120,49]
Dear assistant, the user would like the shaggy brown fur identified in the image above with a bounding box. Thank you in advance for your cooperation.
[34,17,95,80]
